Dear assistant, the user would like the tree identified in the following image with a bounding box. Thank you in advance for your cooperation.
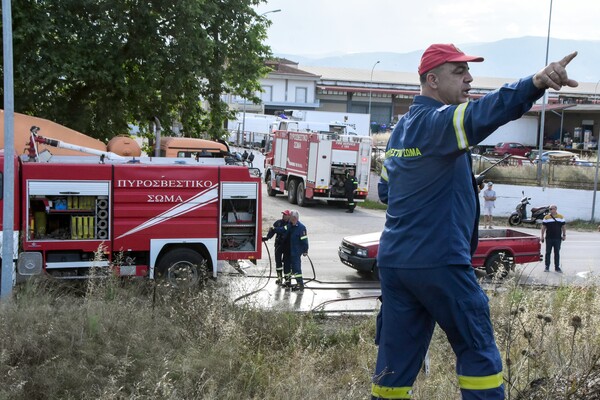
[1,0,271,142]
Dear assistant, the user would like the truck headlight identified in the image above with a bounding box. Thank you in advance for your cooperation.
[356,248,368,257]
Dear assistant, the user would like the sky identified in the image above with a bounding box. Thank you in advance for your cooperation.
[256,0,600,57]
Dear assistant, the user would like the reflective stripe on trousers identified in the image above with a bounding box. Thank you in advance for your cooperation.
[371,384,412,399]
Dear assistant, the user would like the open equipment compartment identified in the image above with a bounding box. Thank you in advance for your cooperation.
[220,182,258,252]
[26,180,110,241]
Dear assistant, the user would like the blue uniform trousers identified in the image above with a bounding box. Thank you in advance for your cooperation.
[372,265,504,400]
[290,254,303,286]
[274,244,291,278]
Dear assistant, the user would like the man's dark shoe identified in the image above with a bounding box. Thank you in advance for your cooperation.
[544,267,549,272]
[291,285,304,292]
[275,278,282,285]
[555,267,563,273]
[281,281,292,288]
[345,210,353,213]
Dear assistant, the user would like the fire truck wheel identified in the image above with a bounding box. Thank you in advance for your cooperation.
[287,179,298,204]
[157,248,209,289]
[266,181,277,197]
[296,181,307,207]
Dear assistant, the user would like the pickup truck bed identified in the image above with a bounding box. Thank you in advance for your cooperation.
[338,228,541,277]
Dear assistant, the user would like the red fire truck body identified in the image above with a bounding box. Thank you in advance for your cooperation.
[2,149,262,286]
[263,128,372,206]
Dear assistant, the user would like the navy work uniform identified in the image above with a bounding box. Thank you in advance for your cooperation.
[287,220,309,290]
[373,77,545,399]
[344,171,358,213]
[263,212,291,285]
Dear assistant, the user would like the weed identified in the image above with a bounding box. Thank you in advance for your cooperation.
[4,274,600,399]
[358,199,387,210]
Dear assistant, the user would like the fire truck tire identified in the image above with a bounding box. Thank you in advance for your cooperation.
[157,248,209,289]
[287,179,298,204]
[266,179,278,197]
[296,181,307,207]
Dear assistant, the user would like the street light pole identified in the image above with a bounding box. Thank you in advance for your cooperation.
[536,0,553,183]
[590,78,600,221]
[368,60,380,134]
[260,9,281,17]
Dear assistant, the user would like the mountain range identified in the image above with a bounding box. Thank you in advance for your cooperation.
[275,36,600,83]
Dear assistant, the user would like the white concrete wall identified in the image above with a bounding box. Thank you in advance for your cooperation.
[262,78,316,104]
[483,184,600,222]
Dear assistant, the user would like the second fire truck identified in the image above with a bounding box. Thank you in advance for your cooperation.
[263,121,372,206]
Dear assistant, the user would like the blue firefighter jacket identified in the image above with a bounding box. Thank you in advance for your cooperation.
[265,218,288,249]
[288,221,309,258]
[378,76,544,269]
[272,220,309,258]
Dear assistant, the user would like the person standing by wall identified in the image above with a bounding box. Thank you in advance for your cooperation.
[287,210,309,291]
[344,169,358,213]
[373,42,577,400]
[541,204,566,273]
[482,182,496,228]
[262,210,291,286]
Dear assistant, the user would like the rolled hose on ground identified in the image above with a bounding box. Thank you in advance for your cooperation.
[233,240,273,303]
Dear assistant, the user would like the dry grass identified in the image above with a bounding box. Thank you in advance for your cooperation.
[371,133,390,148]
[2,274,600,399]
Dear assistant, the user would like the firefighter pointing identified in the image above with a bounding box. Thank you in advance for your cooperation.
[373,44,577,399]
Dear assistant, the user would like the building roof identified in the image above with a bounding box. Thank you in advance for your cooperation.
[301,65,599,97]
[266,59,320,78]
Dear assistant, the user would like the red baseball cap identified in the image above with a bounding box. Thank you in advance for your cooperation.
[418,44,484,76]
[282,210,291,216]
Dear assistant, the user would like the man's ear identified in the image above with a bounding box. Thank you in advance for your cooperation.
[426,73,438,88]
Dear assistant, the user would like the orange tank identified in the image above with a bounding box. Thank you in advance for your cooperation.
[0,110,106,156]
[107,135,141,157]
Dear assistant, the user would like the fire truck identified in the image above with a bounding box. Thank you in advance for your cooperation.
[263,120,372,206]
[3,127,262,287]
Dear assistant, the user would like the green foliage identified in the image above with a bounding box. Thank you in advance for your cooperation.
[358,199,387,210]
[2,0,271,142]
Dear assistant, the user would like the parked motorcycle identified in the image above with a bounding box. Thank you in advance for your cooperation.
[508,191,550,226]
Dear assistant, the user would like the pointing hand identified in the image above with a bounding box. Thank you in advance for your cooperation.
[533,51,578,90]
